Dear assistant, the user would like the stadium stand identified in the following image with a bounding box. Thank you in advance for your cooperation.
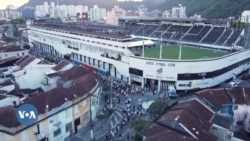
[225,30,242,46]
[202,27,225,44]
[215,30,232,45]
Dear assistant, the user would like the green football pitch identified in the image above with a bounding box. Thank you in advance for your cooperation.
[139,45,227,60]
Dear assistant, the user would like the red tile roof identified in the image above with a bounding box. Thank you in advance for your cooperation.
[197,88,250,110]
[0,106,20,128]
[197,89,232,110]
[15,55,30,65]
[0,46,26,53]
[0,56,19,64]
[25,70,97,114]
[52,60,70,71]
[19,56,36,69]
[144,123,196,141]
[145,99,217,141]
[0,94,7,100]
[0,66,98,128]
[57,66,91,81]
[0,80,14,87]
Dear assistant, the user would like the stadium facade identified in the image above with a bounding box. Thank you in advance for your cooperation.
[27,20,250,92]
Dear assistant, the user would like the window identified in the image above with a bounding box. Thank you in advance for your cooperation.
[22,52,25,55]
[83,112,89,120]
[53,128,61,137]
[234,106,238,110]
[83,100,87,107]
[65,108,70,118]
[17,53,19,56]
[65,122,72,132]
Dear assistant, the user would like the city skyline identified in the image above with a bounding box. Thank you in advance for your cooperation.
[0,0,29,10]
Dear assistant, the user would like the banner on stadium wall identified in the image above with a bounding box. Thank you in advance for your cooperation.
[130,74,142,82]
[129,57,177,81]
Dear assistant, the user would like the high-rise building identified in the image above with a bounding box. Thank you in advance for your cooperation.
[171,4,187,18]
[241,10,250,23]
[89,5,106,22]
[21,7,35,19]
[106,6,125,25]
[67,5,76,17]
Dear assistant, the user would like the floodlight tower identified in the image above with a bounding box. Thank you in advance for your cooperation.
[160,34,163,59]
[142,23,145,57]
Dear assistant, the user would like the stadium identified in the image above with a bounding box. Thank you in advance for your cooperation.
[27,18,250,92]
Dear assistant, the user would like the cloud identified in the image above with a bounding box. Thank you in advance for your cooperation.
[0,0,29,10]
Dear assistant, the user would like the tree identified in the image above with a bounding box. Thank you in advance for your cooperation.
[23,44,30,49]
[134,133,143,141]
[147,100,166,119]
[131,119,147,132]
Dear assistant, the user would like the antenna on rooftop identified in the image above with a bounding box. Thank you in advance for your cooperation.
[45,105,49,114]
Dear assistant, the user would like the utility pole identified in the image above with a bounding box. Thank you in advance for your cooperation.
[110,76,113,109]
[142,23,145,57]
[160,34,163,59]
[179,43,182,60]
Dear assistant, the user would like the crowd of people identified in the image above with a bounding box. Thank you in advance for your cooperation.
[102,78,147,141]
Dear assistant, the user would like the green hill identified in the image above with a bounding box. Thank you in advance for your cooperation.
[22,0,250,18]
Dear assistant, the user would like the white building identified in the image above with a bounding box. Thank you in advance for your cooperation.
[171,4,187,18]
[59,5,68,18]
[241,10,250,23]
[89,5,107,22]
[67,5,76,17]
[0,46,29,60]
[162,10,171,18]
[76,5,84,15]
[106,6,125,25]
[13,55,56,89]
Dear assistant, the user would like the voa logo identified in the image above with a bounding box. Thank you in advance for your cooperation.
[16,104,39,126]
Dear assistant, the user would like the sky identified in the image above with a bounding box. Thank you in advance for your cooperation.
[0,0,29,10]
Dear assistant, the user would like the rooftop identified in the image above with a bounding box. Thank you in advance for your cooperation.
[144,99,217,141]
[0,106,20,128]
[0,46,26,53]
[0,94,7,100]
[52,60,70,71]
[0,79,14,87]
[144,122,196,141]
[196,88,250,110]
[15,55,36,69]
[0,65,98,128]
[31,22,132,41]
[0,56,19,65]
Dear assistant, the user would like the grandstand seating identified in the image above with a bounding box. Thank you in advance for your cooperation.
[236,37,244,47]
[183,26,211,42]
[129,23,242,47]
[225,30,242,46]
[144,25,160,36]
[202,27,224,44]
[157,24,171,32]
[215,30,232,45]
[187,25,203,34]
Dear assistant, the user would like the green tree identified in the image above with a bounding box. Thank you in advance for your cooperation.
[134,133,143,141]
[23,44,30,49]
[147,100,166,119]
[131,119,147,132]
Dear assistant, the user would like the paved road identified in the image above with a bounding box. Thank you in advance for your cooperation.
[68,84,165,141]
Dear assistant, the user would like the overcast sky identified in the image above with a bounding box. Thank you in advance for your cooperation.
[0,0,29,10]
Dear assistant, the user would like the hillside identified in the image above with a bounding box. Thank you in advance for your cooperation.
[158,0,250,18]
[22,0,250,18]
